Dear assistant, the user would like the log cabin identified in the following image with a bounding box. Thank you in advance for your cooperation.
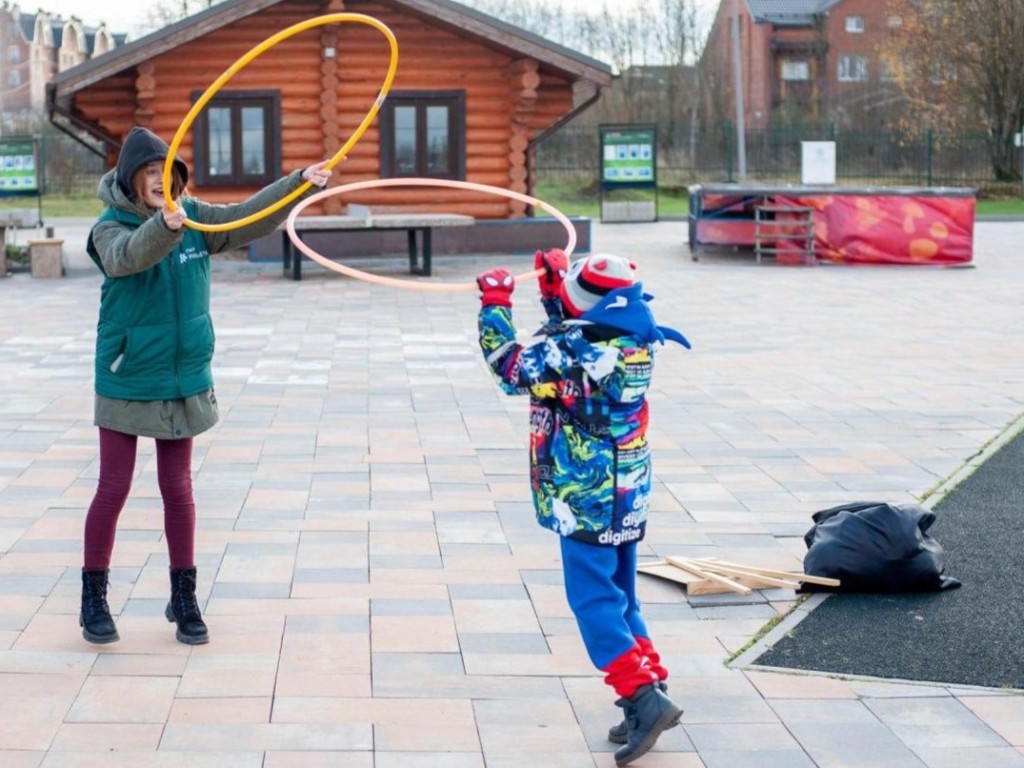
[46,0,614,259]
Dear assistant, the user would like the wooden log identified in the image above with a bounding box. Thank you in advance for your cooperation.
[510,58,539,74]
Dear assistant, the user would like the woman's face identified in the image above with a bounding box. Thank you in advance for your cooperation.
[138,161,167,209]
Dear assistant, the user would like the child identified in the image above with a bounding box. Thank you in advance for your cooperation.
[476,250,690,766]
[80,126,331,646]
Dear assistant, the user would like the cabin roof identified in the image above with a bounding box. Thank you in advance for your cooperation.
[49,0,614,105]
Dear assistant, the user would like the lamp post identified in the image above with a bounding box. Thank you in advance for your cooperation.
[731,0,747,182]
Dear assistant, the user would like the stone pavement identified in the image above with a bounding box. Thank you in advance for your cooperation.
[1,217,1024,768]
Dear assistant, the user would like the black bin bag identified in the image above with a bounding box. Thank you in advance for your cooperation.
[803,501,961,592]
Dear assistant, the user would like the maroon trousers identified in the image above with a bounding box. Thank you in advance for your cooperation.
[83,427,196,570]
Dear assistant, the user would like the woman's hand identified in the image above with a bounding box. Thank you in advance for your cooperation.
[302,160,332,188]
[161,204,187,231]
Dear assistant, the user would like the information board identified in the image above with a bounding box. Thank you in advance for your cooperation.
[600,126,657,187]
[0,139,40,196]
[801,141,836,185]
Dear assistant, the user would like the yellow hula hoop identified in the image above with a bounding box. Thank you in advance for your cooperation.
[285,178,578,292]
[162,13,399,233]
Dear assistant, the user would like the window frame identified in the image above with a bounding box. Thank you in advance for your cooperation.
[190,90,281,188]
[379,90,466,180]
[845,15,865,33]
[780,60,810,82]
[838,55,869,82]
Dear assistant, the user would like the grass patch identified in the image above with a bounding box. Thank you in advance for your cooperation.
[533,182,689,218]
[724,594,809,666]
[977,198,1024,216]
[0,194,101,218]
[2,189,1021,221]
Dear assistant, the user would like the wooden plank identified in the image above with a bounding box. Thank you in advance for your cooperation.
[637,562,736,595]
[637,562,697,586]
[695,560,802,590]
[665,557,752,595]
[696,558,841,588]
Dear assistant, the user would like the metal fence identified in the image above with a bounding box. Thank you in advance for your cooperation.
[39,132,106,195]
[534,124,1024,194]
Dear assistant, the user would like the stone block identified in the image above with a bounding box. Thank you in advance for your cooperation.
[601,200,657,223]
[29,239,64,279]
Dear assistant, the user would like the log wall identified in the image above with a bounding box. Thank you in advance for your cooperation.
[72,0,578,218]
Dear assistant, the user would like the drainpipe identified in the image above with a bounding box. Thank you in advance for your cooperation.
[525,78,610,215]
[46,83,117,159]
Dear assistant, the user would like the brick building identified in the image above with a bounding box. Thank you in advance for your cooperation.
[0,3,123,129]
[701,0,910,129]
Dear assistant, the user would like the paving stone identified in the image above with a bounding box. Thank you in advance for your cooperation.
[2,219,1024,765]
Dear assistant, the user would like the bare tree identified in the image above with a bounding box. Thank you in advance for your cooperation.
[143,0,223,33]
[883,0,1024,180]
[463,0,577,43]
[466,0,707,161]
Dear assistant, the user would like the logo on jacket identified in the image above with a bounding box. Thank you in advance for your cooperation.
[179,246,208,265]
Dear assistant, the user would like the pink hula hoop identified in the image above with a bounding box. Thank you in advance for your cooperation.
[284,178,577,291]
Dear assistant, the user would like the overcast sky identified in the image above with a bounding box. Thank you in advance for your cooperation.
[25,0,719,40]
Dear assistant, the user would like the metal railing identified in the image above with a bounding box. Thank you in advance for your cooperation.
[535,124,1024,194]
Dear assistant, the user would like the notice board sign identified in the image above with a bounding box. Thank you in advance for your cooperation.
[0,139,40,196]
[599,124,658,222]
[801,141,836,186]
[600,125,657,187]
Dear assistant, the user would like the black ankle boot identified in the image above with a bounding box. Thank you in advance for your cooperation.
[613,683,683,766]
[165,567,209,645]
[80,568,119,644]
[608,681,668,744]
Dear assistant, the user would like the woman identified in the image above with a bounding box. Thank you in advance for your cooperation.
[80,126,330,645]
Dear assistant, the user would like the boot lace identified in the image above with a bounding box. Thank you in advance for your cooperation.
[172,574,202,624]
[83,575,111,615]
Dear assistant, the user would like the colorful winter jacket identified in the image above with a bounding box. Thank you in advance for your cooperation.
[478,283,689,545]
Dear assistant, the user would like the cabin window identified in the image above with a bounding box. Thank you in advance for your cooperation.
[380,91,466,179]
[191,90,281,188]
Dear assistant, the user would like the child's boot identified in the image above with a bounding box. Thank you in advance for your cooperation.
[607,680,667,744]
[607,637,670,744]
[613,683,683,766]
[80,568,119,644]
[165,567,209,645]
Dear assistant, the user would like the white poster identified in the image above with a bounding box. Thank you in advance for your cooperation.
[801,141,836,185]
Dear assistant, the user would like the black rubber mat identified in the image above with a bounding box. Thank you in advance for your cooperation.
[751,424,1024,689]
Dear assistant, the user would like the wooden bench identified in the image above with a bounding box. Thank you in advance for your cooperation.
[282,209,475,280]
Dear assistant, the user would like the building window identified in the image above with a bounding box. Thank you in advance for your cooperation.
[191,90,280,188]
[781,60,810,81]
[7,45,19,62]
[379,91,465,179]
[887,15,903,27]
[845,15,865,33]
[7,70,20,87]
[838,55,869,82]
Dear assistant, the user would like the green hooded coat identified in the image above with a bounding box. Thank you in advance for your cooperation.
[88,126,309,438]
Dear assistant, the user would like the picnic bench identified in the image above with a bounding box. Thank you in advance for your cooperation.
[282,207,475,280]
